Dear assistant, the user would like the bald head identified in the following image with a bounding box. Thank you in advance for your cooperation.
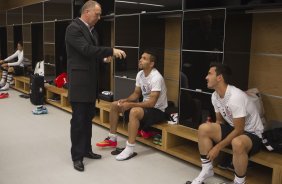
[81,1,101,14]
[80,1,102,27]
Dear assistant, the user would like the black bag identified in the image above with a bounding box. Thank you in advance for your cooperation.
[30,74,44,105]
[262,128,282,154]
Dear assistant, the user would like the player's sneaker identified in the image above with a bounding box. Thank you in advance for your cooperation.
[32,106,48,115]
[96,137,117,148]
[0,92,9,99]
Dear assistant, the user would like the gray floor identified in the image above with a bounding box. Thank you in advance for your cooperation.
[0,89,228,184]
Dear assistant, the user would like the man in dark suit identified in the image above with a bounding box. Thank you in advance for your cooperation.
[65,0,126,172]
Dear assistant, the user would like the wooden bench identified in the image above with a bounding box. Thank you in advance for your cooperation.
[41,93,282,184]
[94,100,282,184]
[164,124,282,184]
[11,76,30,94]
[45,84,71,112]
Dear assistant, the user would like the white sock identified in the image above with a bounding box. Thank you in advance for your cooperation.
[192,161,214,184]
[108,133,117,142]
[116,141,135,161]
[7,74,12,84]
[234,174,246,184]
[2,74,13,90]
[0,78,5,85]
[0,71,7,85]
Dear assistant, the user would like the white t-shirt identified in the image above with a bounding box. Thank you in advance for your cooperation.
[136,68,168,112]
[211,85,264,138]
[5,50,24,67]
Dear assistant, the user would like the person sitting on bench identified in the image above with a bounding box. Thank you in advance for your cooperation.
[188,63,264,184]
[0,41,25,91]
[96,50,168,161]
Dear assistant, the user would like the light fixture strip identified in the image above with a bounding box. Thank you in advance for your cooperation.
[116,1,164,7]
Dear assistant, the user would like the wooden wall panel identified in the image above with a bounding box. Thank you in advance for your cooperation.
[164,17,181,105]
[164,49,180,80]
[262,95,282,122]
[249,13,282,122]
[251,13,282,53]
[249,55,282,96]
[165,79,179,106]
[165,18,181,49]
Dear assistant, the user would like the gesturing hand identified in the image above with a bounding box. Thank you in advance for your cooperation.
[103,56,113,63]
[113,48,126,59]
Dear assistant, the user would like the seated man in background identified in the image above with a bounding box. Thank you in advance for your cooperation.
[96,50,168,161]
[0,41,25,91]
[188,63,264,184]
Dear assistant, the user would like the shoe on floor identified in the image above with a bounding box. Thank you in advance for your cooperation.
[111,147,125,155]
[116,151,137,161]
[0,92,9,99]
[73,160,84,172]
[185,181,204,184]
[32,106,48,115]
[0,85,9,91]
[96,137,117,148]
[84,151,102,159]
[218,160,253,172]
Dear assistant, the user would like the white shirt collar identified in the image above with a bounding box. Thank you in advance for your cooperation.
[79,18,94,32]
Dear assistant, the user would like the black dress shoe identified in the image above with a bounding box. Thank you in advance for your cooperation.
[73,160,84,172]
[84,151,102,159]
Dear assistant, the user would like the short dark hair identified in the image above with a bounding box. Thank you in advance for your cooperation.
[209,62,232,84]
[143,49,157,64]
[17,41,23,47]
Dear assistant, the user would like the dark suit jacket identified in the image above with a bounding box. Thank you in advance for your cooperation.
[65,18,113,102]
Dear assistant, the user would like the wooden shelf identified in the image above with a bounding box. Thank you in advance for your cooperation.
[11,76,30,94]
[45,85,71,113]
[166,143,201,166]
[166,124,198,142]
[96,100,111,111]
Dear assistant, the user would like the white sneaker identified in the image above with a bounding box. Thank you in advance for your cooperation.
[0,83,9,91]
[32,106,48,115]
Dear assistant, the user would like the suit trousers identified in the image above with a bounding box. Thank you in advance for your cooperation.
[70,102,96,161]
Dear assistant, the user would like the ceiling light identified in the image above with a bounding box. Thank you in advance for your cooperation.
[139,3,165,7]
[116,1,138,5]
[116,1,165,7]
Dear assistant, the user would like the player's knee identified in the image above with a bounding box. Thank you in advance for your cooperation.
[198,123,212,135]
[232,137,245,153]
[129,107,143,119]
